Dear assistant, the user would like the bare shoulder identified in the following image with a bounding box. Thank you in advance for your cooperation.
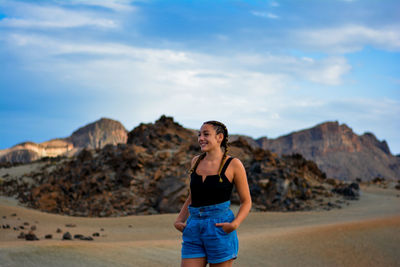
[230,157,245,169]
[191,154,201,166]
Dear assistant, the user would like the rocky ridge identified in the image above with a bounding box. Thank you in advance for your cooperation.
[0,118,127,164]
[0,116,359,216]
[257,121,400,181]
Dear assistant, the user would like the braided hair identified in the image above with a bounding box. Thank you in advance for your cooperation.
[189,121,229,182]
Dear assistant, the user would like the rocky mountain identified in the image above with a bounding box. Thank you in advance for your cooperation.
[0,115,358,216]
[0,118,127,164]
[257,121,400,181]
[66,118,127,149]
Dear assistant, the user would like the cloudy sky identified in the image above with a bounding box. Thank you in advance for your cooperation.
[1,0,399,154]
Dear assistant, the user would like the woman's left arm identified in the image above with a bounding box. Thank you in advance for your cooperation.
[215,158,252,233]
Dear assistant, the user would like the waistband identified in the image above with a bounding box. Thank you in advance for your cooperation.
[188,200,231,219]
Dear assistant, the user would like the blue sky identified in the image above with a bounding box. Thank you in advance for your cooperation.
[1,0,399,154]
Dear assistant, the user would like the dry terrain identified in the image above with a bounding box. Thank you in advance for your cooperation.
[1,185,399,267]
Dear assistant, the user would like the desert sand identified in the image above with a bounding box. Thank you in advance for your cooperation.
[1,185,399,267]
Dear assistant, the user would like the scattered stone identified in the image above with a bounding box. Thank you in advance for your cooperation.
[30,225,36,231]
[62,232,72,240]
[128,225,133,228]
[11,213,17,217]
[45,234,52,239]
[332,183,360,200]
[19,226,24,230]
[80,236,93,241]
[25,231,39,241]
[23,222,29,226]
[13,227,18,231]
[65,223,76,228]
[2,216,6,219]
[17,232,25,239]
[100,228,104,231]
[56,228,62,233]
[74,234,84,239]
[92,232,100,237]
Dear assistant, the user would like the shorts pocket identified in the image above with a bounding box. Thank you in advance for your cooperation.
[182,217,192,235]
[216,225,228,235]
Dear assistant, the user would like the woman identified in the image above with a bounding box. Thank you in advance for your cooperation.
[174,120,252,267]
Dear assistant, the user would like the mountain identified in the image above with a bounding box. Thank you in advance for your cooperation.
[257,121,400,181]
[1,115,357,216]
[0,118,127,164]
[66,117,127,149]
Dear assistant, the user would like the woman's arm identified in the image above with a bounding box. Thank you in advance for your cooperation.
[215,158,252,232]
[174,191,191,232]
[173,155,198,232]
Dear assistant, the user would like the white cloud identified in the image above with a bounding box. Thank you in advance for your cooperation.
[251,11,279,19]
[296,25,400,53]
[0,1,125,29]
[60,0,135,12]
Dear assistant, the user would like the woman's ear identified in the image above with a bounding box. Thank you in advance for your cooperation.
[216,132,224,143]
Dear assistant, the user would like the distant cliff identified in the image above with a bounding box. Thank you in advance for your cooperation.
[257,121,400,181]
[0,118,127,164]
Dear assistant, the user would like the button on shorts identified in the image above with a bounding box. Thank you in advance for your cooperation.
[181,200,239,264]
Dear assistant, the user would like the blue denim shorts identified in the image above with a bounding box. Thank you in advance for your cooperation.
[181,200,239,264]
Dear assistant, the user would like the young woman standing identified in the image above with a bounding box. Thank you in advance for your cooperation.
[174,121,252,267]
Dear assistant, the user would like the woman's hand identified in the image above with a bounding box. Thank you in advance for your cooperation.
[215,221,238,234]
[174,221,186,233]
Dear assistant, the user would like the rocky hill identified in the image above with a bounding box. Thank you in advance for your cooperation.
[0,118,127,164]
[0,116,358,216]
[257,121,400,181]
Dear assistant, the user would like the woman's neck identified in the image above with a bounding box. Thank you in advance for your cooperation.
[205,148,223,162]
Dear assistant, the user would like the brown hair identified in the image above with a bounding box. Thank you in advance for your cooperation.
[189,121,229,182]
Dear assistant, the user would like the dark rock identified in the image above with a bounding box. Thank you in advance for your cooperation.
[25,231,39,241]
[56,228,62,233]
[30,225,36,231]
[332,182,360,200]
[62,232,72,240]
[65,223,76,228]
[92,232,100,237]
[17,232,25,239]
[74,234,84,239]
[45,234,52,239]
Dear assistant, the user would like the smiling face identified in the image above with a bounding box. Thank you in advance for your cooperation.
[198,123,223,152]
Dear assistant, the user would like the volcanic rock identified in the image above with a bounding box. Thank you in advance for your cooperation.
[257,121,400,180]
[62,232,72,240]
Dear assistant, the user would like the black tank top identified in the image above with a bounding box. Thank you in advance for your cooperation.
[190,157,234,207]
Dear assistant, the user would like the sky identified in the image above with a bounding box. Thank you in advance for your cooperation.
[0,0,399,154]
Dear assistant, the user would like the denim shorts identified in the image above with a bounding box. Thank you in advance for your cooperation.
[181,200,239,264]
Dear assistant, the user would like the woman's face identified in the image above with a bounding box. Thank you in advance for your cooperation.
[198,123,223,152]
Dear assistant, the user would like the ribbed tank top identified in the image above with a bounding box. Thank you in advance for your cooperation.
[190,157,234,207]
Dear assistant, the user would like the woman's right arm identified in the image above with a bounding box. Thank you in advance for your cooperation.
[174,191,192,232]
[173,155,198,232]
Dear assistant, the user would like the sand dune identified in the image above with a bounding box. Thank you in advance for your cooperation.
[1,185,399,267]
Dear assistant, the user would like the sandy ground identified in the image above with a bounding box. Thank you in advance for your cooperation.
[0,185,399,267]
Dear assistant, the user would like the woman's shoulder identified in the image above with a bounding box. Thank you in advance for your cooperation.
[191,154,203,166]
[227,156,245,169]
